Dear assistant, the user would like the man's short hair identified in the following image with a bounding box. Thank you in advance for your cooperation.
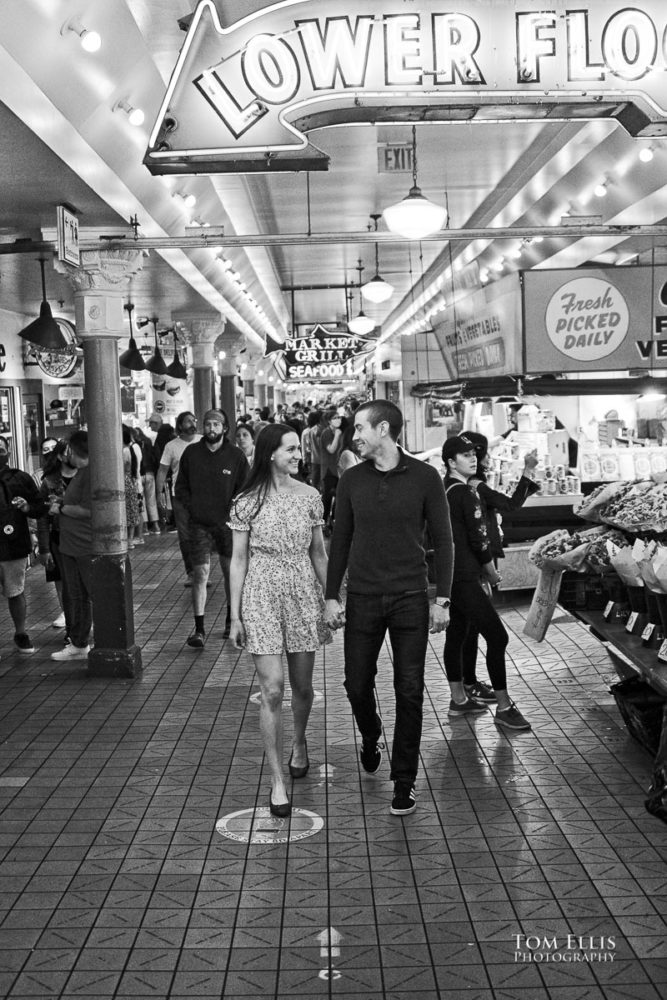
[68,430,89,458]
[355,400,403,441]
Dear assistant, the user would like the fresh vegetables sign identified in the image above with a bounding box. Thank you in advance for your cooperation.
[146,0,667,173]
[523,266,667,372]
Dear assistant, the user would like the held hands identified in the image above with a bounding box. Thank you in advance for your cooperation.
[429,603,449,634]
[11,496,29,514]
[324,598,346,630]
[230,619,247,650]
[523,449,539,474]
[482,563,502,587]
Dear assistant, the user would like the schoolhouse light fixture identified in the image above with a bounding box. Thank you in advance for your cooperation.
[362,214,394,304]
[382,126,447,240]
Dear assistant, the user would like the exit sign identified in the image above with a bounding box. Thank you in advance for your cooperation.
[377,144,413,173]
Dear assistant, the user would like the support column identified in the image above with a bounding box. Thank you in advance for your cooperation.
[58,249,144,678]
[216,331,245,424]
[177,314,224,426]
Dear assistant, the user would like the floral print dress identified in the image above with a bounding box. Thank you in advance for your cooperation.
[230,490,331,655]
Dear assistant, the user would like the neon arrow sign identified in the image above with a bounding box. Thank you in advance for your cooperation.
[146,0,667,174]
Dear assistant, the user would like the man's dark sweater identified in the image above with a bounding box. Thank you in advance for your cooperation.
[0,467,46,561]
[325,452,453,599]
[174,438,248,528]
[444,474,494,581]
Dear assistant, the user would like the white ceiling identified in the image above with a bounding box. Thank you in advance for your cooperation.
[2,0,667,374]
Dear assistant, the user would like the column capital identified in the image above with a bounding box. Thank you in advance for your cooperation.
[175,313,226,367]
[55,249,145,340]
[55,248,145,291]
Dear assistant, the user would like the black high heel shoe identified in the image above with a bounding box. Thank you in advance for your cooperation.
[269,792,291,818]
[288,741,309,779]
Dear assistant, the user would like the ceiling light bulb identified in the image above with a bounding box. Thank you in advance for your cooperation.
[81,28,102,52]
[639,147,654,163]
[114,99,145,127]
[594,183,607,198]
[184,193,197,208]
[61,18,101,53]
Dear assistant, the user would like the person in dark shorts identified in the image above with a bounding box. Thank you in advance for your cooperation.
[174,409,248,648]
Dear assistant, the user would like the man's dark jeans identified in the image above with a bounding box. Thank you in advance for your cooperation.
[59,552,93,648]
[343,590,430,785]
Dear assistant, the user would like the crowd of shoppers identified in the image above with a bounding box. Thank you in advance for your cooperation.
[4,399,536,818]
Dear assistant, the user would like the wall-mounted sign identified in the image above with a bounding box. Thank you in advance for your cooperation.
[146,0,667,173]
[523,266,667,372]
[56,205,80,267]
[264,323,372,381]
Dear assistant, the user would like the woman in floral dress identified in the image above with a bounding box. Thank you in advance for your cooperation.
[229,423,330,817]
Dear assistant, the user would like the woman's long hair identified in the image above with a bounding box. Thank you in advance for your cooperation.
[234,423,297,522]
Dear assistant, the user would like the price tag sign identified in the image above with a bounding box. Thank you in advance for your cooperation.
[603,601,615,620]
[642,623,655,643]
[625,611,639,633]
[658,639,667,663]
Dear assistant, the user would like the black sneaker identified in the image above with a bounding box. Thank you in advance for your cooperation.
[495,702,531,732]
[360,738,384,774]
[464,681,497,703]
[448,698,488,717]
[14,633,35,655]
[186,630,206,649]
[390,782,416,816]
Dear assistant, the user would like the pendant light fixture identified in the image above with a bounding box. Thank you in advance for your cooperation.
[362,214,394,304]
[166,330,188,380]
[118,302,145,371]
[347,261,376,336]
[144,317,168,375]
[18,258,69,351]
[382,125,447,240]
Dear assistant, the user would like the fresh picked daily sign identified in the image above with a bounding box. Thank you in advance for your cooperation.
[146,0,667,173]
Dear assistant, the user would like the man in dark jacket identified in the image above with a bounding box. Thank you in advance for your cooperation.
[0,435,46,654]
[442,435,531,732]
[174,409,248,648]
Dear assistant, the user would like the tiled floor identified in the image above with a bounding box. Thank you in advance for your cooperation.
[1,531,666,999]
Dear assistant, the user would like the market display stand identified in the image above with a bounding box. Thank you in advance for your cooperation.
[502,494,584,546]
[568,604,667,699]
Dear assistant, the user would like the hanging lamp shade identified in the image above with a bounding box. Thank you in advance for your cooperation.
[362,215,394,303]
[166,333,188,379]
[381,125,447,239]
[118,302,145,371]
[18,258,69,350]
[144,318,168,375]
[347,311,376,335]
[361,273,394,304]
[382,186,448,240]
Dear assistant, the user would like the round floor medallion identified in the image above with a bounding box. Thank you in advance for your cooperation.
[215,806,324,844]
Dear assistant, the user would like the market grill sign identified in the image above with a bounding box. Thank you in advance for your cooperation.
[146,0,667,173]
[264,324,372,380]
[523,266,667,372]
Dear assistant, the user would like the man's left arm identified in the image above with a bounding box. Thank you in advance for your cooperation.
[424,470,454,632]
[17,472,47,519]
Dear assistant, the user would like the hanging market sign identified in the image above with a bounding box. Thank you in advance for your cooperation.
[264,323,372,380]
[146,0,667,173]
[402,274,522,381]
[523,266,667,372]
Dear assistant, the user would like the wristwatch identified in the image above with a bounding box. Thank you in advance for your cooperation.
[434,597,451,608]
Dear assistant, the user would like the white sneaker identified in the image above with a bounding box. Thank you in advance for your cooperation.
[51,644,90,661]
[51,612,66,629]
